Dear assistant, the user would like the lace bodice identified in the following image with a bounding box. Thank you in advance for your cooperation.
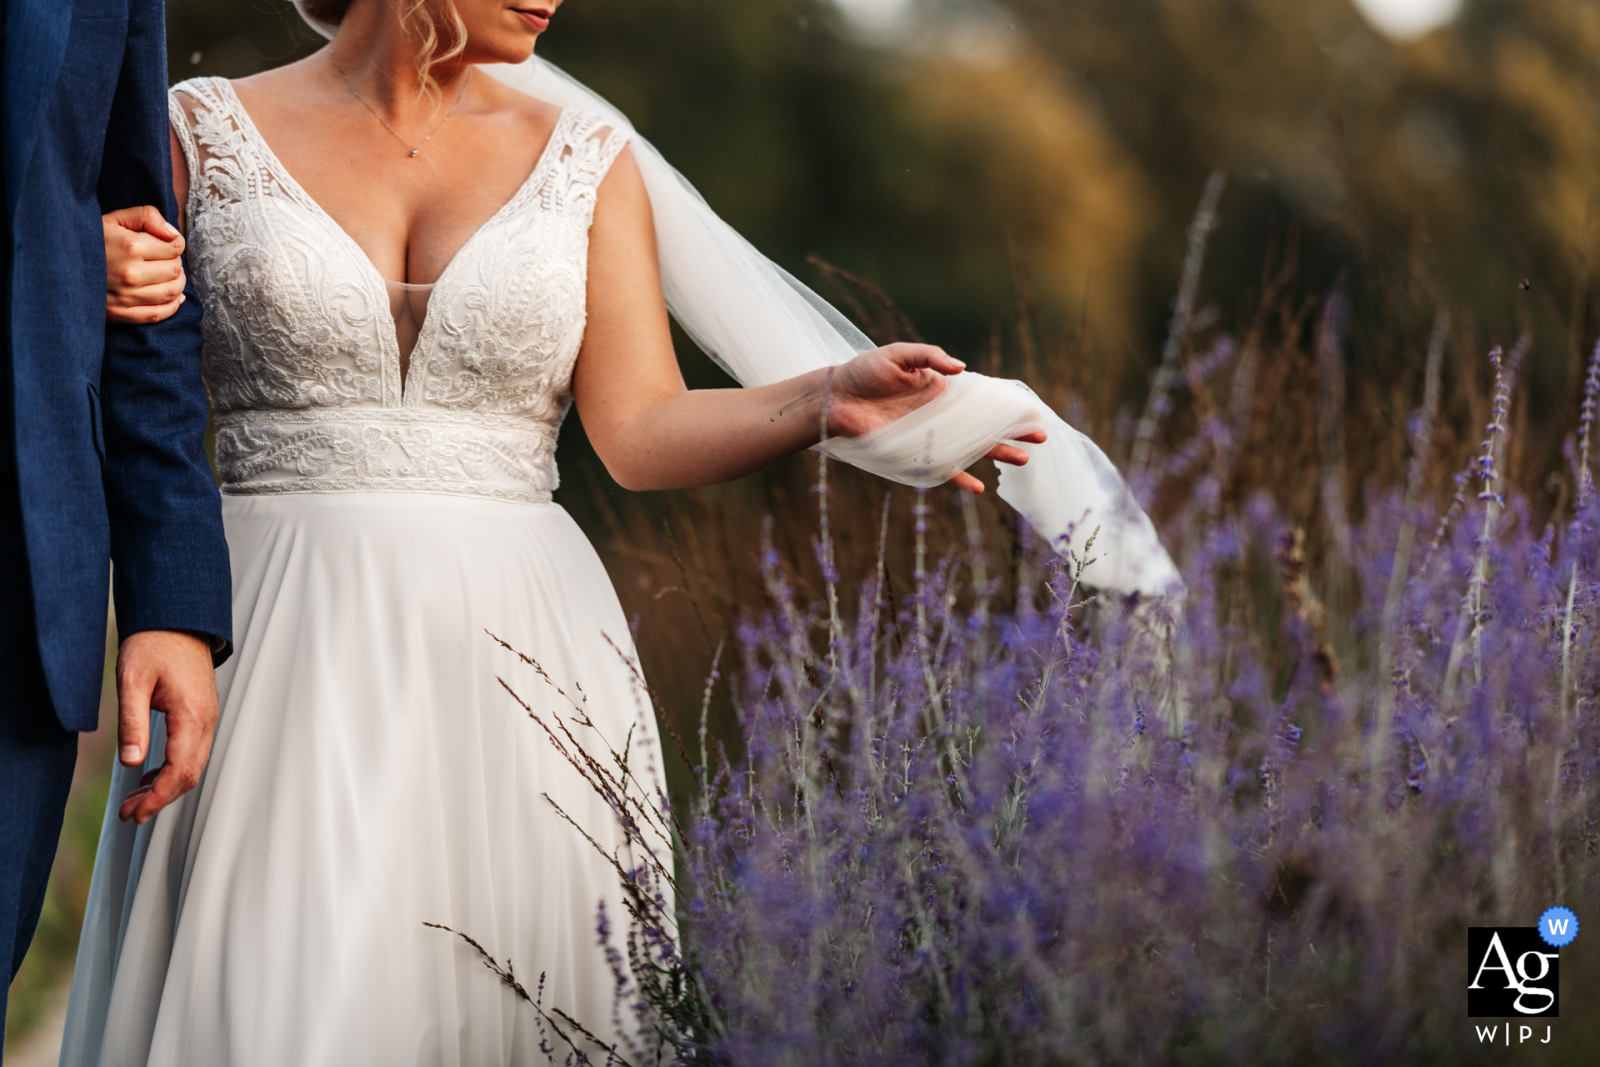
[169,77,629,503]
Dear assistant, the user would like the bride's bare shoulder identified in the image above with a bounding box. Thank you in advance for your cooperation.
[473,72,564,132]
[230,54,328,97]
[224,53,347,119]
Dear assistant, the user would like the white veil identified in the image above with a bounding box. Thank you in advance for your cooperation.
[293,4,1181,595]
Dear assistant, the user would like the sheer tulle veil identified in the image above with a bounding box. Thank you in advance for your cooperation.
[291,3,1181,595]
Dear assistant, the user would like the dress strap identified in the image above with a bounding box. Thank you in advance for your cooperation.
[167,86,204,233]
[555,110,632,198]
[167,93,199,189]
[167,78,284,234]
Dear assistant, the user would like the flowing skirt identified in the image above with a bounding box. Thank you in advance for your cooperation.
[60,492,665,1066]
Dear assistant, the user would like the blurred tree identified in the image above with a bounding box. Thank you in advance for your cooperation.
[996,0,1600,461]
[534,0,1147,361]
[166,0,322,81]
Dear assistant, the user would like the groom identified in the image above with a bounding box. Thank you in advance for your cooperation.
[1,0,231,1030]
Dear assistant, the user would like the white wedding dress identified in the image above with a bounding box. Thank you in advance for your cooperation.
[59,79,660,1066]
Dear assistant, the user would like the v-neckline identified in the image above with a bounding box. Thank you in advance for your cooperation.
[213,78,570,406]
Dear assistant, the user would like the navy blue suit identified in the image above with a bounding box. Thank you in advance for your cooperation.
[1,0,232,1023]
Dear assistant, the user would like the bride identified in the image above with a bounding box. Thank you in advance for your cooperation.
[66,1,1175,1063]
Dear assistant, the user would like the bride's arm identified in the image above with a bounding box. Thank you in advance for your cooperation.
[573,149,1039,494]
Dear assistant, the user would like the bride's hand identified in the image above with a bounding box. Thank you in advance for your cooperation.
[824,343,1047,494]
[104,205,187,324]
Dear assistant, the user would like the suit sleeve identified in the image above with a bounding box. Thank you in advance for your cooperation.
[96,0,232,664]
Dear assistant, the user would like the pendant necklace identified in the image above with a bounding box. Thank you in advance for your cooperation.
[331,54,473,158]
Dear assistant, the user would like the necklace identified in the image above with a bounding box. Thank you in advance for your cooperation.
[330,55,472,159]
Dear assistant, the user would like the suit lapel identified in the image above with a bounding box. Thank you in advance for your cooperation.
[3,0,74,221]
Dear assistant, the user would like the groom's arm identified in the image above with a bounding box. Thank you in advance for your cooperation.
[97,0,229,654]
[98,0,232,821]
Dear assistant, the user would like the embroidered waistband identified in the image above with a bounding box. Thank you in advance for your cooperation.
[214,408,559,504]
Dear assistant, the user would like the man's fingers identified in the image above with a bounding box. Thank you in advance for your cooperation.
[129,640,219,823]
[119,735,210,824]
[139,764,195,822]
[118,776,162,823]
[118,787,153,824]
[123,718,213,824]
[162,699,213,798]
[116,658,153,768]
[115,631,218,824]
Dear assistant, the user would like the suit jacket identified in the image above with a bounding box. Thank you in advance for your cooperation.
[2,0,231,732]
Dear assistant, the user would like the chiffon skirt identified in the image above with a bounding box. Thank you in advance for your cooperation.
[60,492,665,1066]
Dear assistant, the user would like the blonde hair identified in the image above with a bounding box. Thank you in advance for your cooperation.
[302,0,468,104]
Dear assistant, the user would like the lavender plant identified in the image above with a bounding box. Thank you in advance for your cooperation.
[486,332,1599,1064]
[458,310,1600,1063]
[476,332,1600,1066]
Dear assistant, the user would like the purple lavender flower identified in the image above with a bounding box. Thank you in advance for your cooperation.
[501,337,1599,1066]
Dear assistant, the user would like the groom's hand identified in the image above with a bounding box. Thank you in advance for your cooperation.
[116,629,219,824]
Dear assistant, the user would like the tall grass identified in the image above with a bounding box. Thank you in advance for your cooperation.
[436,180,1600,1063]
